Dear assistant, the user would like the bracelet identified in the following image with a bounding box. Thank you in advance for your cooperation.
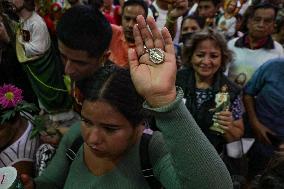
[166,16,176,24]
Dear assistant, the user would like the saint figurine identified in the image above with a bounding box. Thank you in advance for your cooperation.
[209,85,230,134]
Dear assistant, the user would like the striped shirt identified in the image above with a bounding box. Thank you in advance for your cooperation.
[0,121,39,167]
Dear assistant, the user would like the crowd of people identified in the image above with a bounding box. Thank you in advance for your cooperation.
[0,0,284,188]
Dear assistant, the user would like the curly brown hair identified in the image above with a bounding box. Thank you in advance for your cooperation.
[182,29,234,73]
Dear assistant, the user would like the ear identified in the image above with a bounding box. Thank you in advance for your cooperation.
[104,50,111,59]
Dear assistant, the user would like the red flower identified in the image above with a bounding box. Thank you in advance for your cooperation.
[0,84,23,108]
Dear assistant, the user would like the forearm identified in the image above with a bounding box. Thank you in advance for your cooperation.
[164,16,177,40]
[243,94,259,127]
[34,124,81,188]
[34,144,69,189]
[146,88,233,189]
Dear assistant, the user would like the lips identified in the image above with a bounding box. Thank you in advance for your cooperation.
[199,64,211,69]
[87,144,104,154]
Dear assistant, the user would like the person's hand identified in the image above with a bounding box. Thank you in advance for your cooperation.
[21,174,34,189]
[40,127,62,146]
[128,16,177,107]
[168,0,189,20]
[0,22,10,43]
[220,24,228,31]
[214,111,244,142]
[251,120,275,144]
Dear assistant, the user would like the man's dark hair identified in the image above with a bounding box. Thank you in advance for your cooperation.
[57,5,112,58]
[198,0,221,7]
[181,15,206,31]
[78,65,146,126]
[248,2,278,19]
[23,0,35,11]
[122,0,148,17]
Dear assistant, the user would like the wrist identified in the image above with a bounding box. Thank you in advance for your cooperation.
[166,15,177,25]
[250,118,260,128]
[146,89,177,108]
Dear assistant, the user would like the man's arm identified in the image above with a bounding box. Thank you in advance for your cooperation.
[165,0,188,39]
[243,94,273,144]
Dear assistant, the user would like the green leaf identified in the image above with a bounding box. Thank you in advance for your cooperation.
[17,102,39,113]
[1,110,16,124]
[29,115,46,139]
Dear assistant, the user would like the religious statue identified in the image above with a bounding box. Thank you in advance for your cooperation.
[209,85,230,135]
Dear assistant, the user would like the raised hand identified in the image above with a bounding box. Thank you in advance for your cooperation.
[168,0,189,20]
[128,16,177,108]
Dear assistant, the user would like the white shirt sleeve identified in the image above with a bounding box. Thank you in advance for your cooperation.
[21,13,51,58]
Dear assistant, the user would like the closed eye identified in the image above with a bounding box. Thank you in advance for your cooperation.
[81,117,93,127]
[102,124,120,133]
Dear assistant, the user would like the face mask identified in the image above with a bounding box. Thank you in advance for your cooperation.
[180,32,194,47]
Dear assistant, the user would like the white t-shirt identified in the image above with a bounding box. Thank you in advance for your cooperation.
[227,37,284,85]
[19,12,51,58]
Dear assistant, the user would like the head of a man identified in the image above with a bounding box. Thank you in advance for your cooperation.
[11,0,35,13]
[197,0,220,19]
[121,0,148,43]
[56,5,112,81]
[247,2,277,40]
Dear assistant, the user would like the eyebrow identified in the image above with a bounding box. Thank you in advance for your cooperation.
[80,115,122,128]
[81,115,91,123]
[60,52,87,64]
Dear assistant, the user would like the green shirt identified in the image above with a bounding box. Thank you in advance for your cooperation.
[35,89,233,189]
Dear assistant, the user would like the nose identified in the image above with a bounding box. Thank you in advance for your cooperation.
[88,127,103,145]
[127,19,135,29]
[64,60,75,76]
[256,19,265,28]
[202,56,212,64]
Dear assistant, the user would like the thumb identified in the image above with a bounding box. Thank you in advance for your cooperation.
[128,48,139,72]
[21,174,34,187]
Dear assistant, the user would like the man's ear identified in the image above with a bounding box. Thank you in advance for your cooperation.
[104,50,111,59]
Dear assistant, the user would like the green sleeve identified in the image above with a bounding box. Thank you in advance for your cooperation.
[145,88,233,189]
[34,122,81,188]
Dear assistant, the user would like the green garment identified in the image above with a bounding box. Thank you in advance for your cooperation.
[20,46,72,113]
[35,89,233,189]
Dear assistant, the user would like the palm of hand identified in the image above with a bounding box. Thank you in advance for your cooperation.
[131,52,176,100]
[128,15,177,107]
